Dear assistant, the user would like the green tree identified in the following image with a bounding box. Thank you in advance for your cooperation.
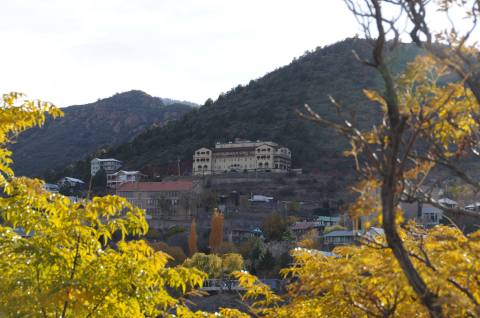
[184,253,244,279]
[262,213,294,241]
[200,190,218,211]
[149,241,187,266]
[257,249,275,272]
[241,237,266,274]
[92,167,107,188]
[204,98,214,106]
[183,253,222,278]
[221,253,244,275]
[286,201,300,213]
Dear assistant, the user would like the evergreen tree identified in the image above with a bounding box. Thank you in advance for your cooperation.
[92,167,107,188]
[258,249,275,272]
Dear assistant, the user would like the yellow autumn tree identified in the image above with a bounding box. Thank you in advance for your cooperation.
[188,217,198,256]
[209,208,224,253]
[235,1,480,317]
[0,92,248,318]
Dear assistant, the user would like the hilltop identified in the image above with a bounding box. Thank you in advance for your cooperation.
[53,38,421,180]
[10,90,195,177]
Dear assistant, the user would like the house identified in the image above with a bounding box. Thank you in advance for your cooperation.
[291,216,341,238]
[359,227,385,242]
[107,170,144,189]
[290,221,320,238]
[58,177,85,189]
[192,138,292,175]
[90,158,122,176]
[290,216,340,239]
[465,202,480,212]
[323,230,356,247]
[438,197,458,209]
[43,183,60,193]
[421,204,443,226]
[316,216,340,228]
[249,195,274,204]
[229,227,263,244]
[401,201,443,227]
[116,180,201,223]
[218,191,241,214]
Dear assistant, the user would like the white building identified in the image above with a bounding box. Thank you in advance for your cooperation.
[107,170,144,189]
[323,230,356,246]
[43,183,60,193]
[249,195,274,203]
[401,201,444,227]
[316,216,340,227]
[193,139,292,175]
[90,158,122,176]
[58,177,85,188]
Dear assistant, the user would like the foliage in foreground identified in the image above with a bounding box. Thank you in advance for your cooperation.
[0,93,245,317]
[236,224,480,317]
[184,253,244,279]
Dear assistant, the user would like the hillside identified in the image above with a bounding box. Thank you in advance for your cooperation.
[55,38,421,180]
[11,90,194,177]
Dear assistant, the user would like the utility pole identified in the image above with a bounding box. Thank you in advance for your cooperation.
[177,158,181,176]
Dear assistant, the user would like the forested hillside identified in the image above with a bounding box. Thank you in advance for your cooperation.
[54,38,421,180]
[11,90,194,177]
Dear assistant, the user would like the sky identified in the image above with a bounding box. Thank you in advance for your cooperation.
[0,0,476,107]
[0,0,361,106]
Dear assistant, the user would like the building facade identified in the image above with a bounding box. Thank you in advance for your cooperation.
[58,177,85,189]
[323,230,356,247]
[90,158,122,176]
[43,183,60,193]
[401,201,444,227]
[116,180,200,222]
[107,170,144,189]
[193,139,292,175]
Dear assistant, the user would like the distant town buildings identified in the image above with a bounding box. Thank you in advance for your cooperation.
[323,230,356,247]
[43,183,60,193]
[90,158,122,176]
[290,216,340,238]
[401,201,448,227]
[249,195,274,204]
[116,180,201,223]
[58,177,85,189]
[193,139,292,176]
[229,227,263,244]
[107,170,144,189]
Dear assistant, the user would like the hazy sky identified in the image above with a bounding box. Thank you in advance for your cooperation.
[0,0,361,106]
[0,1,475,107]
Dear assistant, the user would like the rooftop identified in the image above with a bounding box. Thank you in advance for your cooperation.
[62,177,85,184]
[323,230,355,237]
[213,146,256,153]
[92,158,122,162]
[291,221,319,231]
[117,180,194,192]
[438,198,458,205]
[110,170,142,176]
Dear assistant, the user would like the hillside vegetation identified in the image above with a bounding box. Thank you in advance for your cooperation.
[54,38,421,180]
[10,90,194,177]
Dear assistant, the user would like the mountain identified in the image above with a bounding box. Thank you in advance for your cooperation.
[53,38,421,180]
[11,90,194,177]
[161,98,199,108]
